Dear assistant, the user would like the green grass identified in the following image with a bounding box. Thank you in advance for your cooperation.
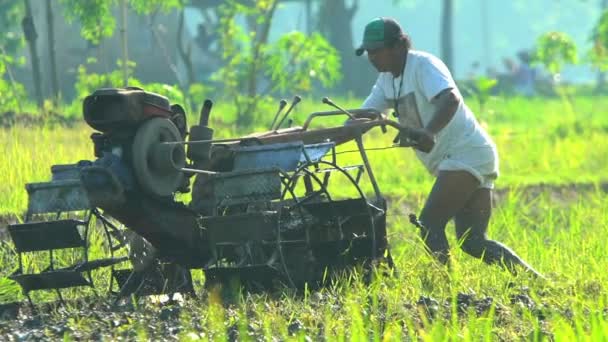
[0,94,607,340]
[1,188,605,340]
[2,95,608,216]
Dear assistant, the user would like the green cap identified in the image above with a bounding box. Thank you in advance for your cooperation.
[355,17,404,56]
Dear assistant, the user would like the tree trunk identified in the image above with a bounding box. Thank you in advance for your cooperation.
[305,0,312,35]
[46,0,59,103]
[22,0,44,109]
[145,13,184,95]
[177,10,194,89]
[440,0,454,73]
[246,1,278,99]
[177,9,195,108]
[237,0,279,125]
[480,0,490,73]
[597,0,608,94]
[318,0,373,97]
[120,0,129,87]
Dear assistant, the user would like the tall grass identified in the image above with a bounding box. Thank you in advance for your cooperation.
[0,95,607,339]
[8,188,602,340]
[2,96,608,216]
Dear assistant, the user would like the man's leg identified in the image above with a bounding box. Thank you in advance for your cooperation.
[454,188,543,276]
[418,170,480,264]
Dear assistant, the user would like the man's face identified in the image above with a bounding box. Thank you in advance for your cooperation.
[366,46,394,73]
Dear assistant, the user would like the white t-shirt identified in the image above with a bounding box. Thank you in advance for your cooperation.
[362,50,499,186]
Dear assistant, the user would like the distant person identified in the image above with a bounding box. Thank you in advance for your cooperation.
[353,17,542,277]
[495,57,518,93]
[502,57,517,75]
[513,50,536,96]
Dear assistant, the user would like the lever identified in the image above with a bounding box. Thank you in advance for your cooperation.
[274,95,301,131]
[199,99,213,126]
[323,97,388,134]
[321,97,356,121]
[270,99,287,130]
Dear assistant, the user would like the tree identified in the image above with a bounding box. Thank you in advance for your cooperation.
[532,31,578,76]
[59,0,116,45]
[22,0,44,109]
[317,0,367,95]
[46,0,60,102]
[0,0,25,113]
[60,0,182,88]
[0,0,23,57]
[591,3,608,92]
[533,31,578,108]
[480,0,490,72]
[440,0,454,72]
[0,46,27,114]
[189,3,223,78]
[214,0,341,126]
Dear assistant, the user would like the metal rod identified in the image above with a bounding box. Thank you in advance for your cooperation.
[274,95,301,131]
[120,0,129,87]
[49,249,54,270]
[162,137,248,145]
[199,99,213,126]
[163,116,402,147]
[270,99,287,130]
[355,135,382,202]
[322,97,356,120]
[179,167,218,175]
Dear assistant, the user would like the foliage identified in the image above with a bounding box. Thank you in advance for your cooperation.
[72,57,208,115]
[213,0,341,126]
[212,0,277,125]
[59,0,117,45]
[59,0,182,44]
[141,82,212,111]
[468,75,498,113]
[73,58,141,100]
[0,1,25,113]
[532,31,578,75]
[0,53,26,113]
[588,10,608,71]
[266,32,341,93]
[0,0,23,55]
[129,0,182,14]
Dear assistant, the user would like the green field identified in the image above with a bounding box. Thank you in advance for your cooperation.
[0,95,607,340]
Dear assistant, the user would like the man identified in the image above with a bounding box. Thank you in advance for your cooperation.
[355,17,541,277]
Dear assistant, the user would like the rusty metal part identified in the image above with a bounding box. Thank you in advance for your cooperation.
[9,164,131,306]
[83,87,172,133]
[162,117,398,150]
[132,118,185,197]
[4,90,398,303]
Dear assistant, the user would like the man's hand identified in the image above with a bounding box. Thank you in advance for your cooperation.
[402,127,436,153]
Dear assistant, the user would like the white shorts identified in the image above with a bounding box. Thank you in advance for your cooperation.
[435,146,499,189]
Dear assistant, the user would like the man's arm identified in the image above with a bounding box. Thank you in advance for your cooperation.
[408,88,460,152]
[425,88,461,135]
[407,55,461,152]
[361,76,390,114]
[406,89,460,153]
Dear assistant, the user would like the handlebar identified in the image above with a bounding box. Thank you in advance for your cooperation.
[299,108,417,147]
[301,108,383,131]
